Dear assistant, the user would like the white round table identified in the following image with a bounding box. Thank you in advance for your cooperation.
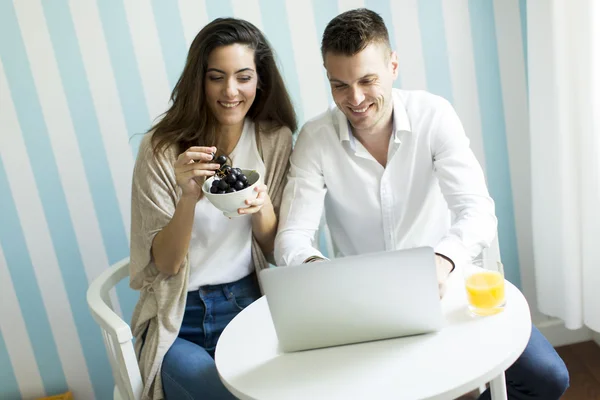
[215,273,532,400]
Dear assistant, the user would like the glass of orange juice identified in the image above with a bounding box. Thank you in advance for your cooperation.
[463,258,505,316]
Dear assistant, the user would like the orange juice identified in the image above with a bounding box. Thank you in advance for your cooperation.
[465,270,505,315]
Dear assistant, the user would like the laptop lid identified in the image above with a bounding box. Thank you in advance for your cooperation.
[259,247,444,352]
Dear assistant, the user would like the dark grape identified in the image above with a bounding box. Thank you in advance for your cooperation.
[225,174,237,184]
[217,180,229,190]
[234,180,245,191]
[215,155,227,165]
[211,166,254,195]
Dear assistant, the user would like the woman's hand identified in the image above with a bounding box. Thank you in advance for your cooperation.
[245,183,277,255]
[174,146,220,199]
[238,184,272,215]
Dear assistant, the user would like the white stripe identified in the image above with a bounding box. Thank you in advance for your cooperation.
[0,245,45,399]
[390,0,427,90]
[492,0,539,316]
[337,0,365,12]
[0,56,93,399]
[69,0,132,244]
[232,0,263,31]
[285,0,330,121]
[178,0,208,48]
[122,0,172,121]
[441,0,486,170]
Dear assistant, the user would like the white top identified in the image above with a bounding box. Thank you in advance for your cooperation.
[215,273,532,400]
[274,89,498,268]
[188,119,265,289]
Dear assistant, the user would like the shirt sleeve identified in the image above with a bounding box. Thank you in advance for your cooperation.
[274,124,328,266]
[430,99,498,268]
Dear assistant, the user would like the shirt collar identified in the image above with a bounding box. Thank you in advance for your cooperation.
[336,89,412,146]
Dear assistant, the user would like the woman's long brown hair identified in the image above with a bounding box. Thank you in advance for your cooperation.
[150,17,297,157]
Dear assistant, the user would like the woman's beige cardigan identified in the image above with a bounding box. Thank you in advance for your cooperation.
[129,124,293,400]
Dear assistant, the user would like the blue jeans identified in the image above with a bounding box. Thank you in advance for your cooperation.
[161,273,261,400]
[478,325,569,399]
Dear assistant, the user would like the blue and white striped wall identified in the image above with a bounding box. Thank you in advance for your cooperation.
[0,1,530,399]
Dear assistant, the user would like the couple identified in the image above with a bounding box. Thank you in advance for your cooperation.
[129,8,569,400]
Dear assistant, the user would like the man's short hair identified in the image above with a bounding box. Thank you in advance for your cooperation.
[321,8,391,59]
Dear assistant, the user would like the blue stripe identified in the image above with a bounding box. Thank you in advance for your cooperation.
[310,0,338,55]
[259,0,305,127]
[417,0,454,103]
[364,0,402,89]
[96,0,152,156]
[42,1,138,331]
[311,0,338,106]
[0,330,21,400]
[206,0,234,19]
[0,159,67,395]
[468,1,521,287]
[318,229,330,259]
[151,0,188,89]
[519,0,529,90]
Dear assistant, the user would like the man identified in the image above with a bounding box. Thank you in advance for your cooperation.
[274,8,569,400]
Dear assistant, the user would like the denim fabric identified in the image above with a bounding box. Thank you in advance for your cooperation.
[161,273,261,400]
[478,325,570,400]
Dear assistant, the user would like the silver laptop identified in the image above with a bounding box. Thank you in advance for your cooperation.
[259,247,445,352]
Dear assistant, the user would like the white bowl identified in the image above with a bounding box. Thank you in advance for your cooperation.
[202,169,261,217]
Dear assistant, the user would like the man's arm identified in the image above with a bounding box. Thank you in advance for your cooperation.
[431,99,498,270]
[274,125,328,266]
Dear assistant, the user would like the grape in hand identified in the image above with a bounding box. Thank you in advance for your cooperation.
[215,155,227,166]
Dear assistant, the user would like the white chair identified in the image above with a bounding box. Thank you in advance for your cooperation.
[87,258,142,400]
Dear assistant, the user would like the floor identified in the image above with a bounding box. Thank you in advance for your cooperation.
[555,340,600,399]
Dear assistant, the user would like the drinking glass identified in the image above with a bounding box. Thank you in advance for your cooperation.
[463,258,506,316]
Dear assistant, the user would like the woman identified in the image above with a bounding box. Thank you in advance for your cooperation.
[129,18,296,400]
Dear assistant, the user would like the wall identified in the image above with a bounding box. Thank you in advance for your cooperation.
[0,0,531,399]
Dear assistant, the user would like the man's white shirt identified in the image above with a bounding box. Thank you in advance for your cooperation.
[274,89,497,268]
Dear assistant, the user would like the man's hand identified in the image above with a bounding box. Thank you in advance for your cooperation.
[435,254,454,298]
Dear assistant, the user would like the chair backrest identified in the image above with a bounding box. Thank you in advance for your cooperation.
[87,258,143,400]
